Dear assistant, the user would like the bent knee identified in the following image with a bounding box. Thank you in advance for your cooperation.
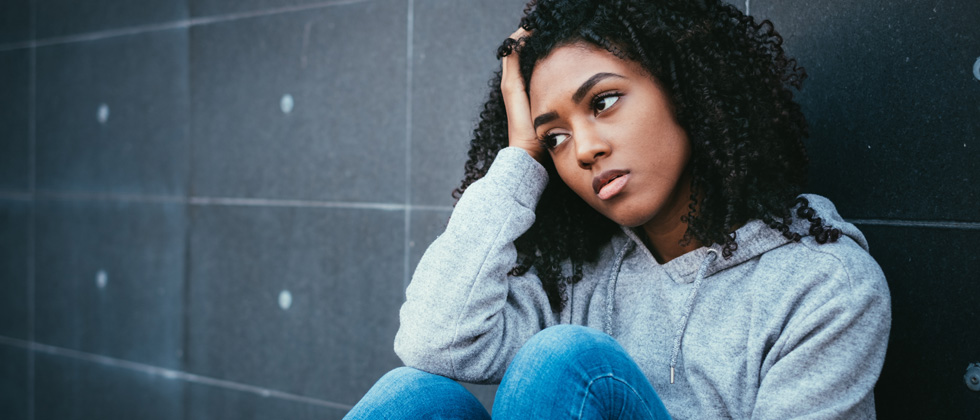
[531,325,617,348]
[350,367,488,419]
[518,325,622,360]
[378,366,432,383]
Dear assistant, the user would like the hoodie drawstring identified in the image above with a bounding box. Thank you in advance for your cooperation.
[669,248,719,384]
[603,240,634,336]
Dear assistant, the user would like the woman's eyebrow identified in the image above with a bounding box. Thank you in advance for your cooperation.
[571,72,624,104]
[534,112,559,130]
[533,72,625,130]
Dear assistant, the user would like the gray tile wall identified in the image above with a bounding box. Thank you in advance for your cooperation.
[35,29,190,196]
[0,0,977,418]
[0,49,31,192]
[34,199,186,369]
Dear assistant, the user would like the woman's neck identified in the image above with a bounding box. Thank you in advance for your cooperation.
[639,173,700,264]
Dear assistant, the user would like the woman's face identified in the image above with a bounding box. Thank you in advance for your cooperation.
[528,42,692,229]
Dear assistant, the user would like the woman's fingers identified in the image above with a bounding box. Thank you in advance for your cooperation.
[501,28,545,162]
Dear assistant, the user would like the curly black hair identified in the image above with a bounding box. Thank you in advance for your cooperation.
[453,0,840,312]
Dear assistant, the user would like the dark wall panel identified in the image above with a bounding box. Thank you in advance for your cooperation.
[862,224,980,418]
[191,0,332,19]
[35,29,190,196]
[190,0,407,203]
[0,345,29,420]
[34,353,184,420]
[0,0,32,44]
[754,0,980,222]
[0,200,31,339]
[34,199,186,369]
[35,0,187,39]
[0,49,31,192]
[411,0,529,207]
[186,205,403,406]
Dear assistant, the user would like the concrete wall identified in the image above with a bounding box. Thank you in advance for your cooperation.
[0,0,977,418]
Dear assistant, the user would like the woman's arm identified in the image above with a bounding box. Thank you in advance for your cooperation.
[394,147,556,384]
[751,245,891,419]
[395,28,556,384]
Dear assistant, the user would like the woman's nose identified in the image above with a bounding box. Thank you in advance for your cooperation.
[575,127,610,168]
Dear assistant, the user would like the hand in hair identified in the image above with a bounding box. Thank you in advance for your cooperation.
[501,28,546,163]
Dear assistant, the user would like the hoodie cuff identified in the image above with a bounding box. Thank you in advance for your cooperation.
[484,147,550,209]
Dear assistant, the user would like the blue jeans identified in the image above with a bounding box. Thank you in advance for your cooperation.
[345,325,670,419]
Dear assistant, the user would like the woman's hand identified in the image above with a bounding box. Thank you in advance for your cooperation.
[501,28,546,163]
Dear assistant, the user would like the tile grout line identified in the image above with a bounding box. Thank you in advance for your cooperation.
[2,190,457,212]
[0,337,353,411]
[180,8,195,414]
[411,204,454,212]
[185,0,372,28]
[404,0,414,291]
[0,0,373,52]
[188,196,406,211]
[27,2,37,418]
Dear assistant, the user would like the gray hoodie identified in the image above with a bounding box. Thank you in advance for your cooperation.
[395,147,891,419]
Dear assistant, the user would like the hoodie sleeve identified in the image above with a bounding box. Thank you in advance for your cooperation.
[751,241,892,419]
[393,147,558,384]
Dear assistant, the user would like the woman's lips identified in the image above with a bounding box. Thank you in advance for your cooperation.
[593,170,630,200]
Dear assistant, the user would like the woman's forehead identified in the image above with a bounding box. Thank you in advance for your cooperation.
[530,44,630,95]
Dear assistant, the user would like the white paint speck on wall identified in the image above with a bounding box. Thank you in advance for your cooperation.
[97,103,110,124]
[278,289,293,310]
[96,270,108,289]
[280,94,294,114]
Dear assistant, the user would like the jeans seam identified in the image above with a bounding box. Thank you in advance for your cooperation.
[575,373,656,419]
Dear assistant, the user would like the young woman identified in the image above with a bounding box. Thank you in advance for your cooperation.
[347,0,890,418]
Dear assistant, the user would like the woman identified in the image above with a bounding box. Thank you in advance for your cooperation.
[347,0,890,418]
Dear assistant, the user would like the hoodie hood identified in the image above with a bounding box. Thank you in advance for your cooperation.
[619,194,869,284]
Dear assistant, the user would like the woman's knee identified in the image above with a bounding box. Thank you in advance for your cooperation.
[503,325,628,382]
[345,367,489,420]
[517,325,623,361]
[375,366,437,388]
[365,366,465,399]
[496,326,665,418]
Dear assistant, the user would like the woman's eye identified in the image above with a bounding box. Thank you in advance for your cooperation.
[542,133,570,149]
[593,94,620,114]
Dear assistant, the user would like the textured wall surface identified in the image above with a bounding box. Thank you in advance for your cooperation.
[0,0,977,418]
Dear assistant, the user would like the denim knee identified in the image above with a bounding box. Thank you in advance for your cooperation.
[360,366,463,401]
[516,325,622,362]
[377,366,434,386]
[345,367,489,420]
[495,326,668,419]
